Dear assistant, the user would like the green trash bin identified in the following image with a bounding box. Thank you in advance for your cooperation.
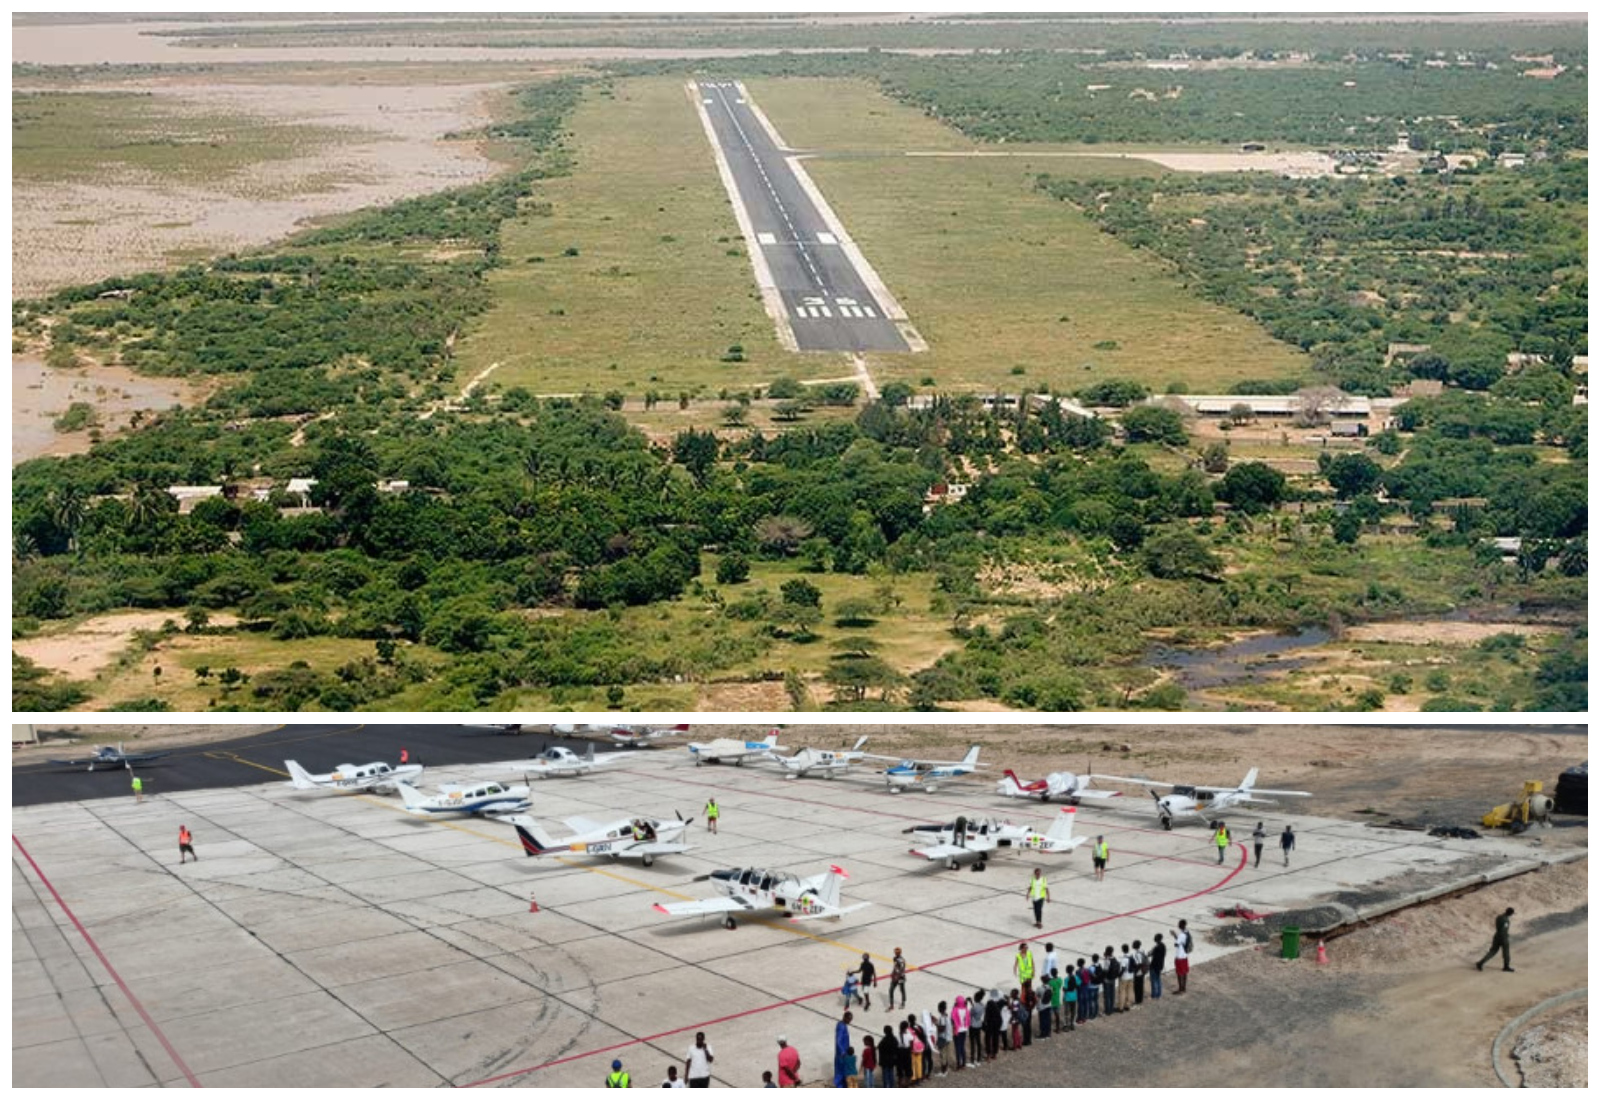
[1281,926,1302,960]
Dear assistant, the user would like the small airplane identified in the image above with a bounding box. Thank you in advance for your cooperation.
[870,746,988,792]
[687,731,782,766]
[48,744,173,772]
[1095,768,1312,830]
[652,864,869,930]
[285,759,423,794]
[514,744,628,779]
[997,769,1122,804]
[396,779,532,817]
[907,808,1086,870]
[765,736,870,779]
[507,812,694,867]
[550,722,690,745]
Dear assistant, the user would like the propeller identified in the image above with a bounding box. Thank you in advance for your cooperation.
[691,873,715,883]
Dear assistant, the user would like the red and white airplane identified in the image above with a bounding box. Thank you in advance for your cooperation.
[996,769,1123,804]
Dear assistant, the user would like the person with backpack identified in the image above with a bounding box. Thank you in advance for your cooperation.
[841,970,863,1012]
[982,989,1005,1059]
[1117,944,1136,1012]
[1148,933,1168,999]
[1101,945,1121,1016]
[935,1001,953,1075]
[1131,939,1148,1006]
[1174,920,1193,994]
[1039,969,1057,1038]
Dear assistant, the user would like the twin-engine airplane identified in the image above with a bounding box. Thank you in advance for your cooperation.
[907,808,1085,870]
[285,759,423,794]
[653,865,868,930]
[396,779,532,817]
[996,769,1122,804]
[1095,768,1312,829]
[687,731,782,766]
[508,812,693,867]
[765,736,870,779]
[48,744,173,771]
[870,745,987,792]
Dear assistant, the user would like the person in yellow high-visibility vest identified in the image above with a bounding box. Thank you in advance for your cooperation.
[1213,821,1231,864]
[1092,836,1109,882]
[1013,941,1036,985]
[605,1058,631,1087]
[1025,868,1050,929]
[705,798,719,835]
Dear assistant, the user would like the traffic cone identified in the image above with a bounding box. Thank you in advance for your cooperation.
[1316,939,1327,965]
[529,894,540,914]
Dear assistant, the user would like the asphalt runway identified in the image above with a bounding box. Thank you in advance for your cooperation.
[696,80,911,353]
[12,724,610,808]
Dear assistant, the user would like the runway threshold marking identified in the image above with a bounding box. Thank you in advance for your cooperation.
[13,835,204,1087]
[460,845,1251,1087]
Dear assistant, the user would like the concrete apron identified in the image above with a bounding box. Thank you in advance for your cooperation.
[12,749,1580,1087]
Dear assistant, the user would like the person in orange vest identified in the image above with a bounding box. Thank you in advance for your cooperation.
[399,748,410,765]
[178,825,197,864]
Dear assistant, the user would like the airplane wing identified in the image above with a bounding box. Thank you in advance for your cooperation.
[1235,787,1312,798]
[564,816,605,835]
[623,842,693,858]
[652,895,753,919]
[1094,775,1176,790]
[479,798,531,815]
[1071,789,1123,802]
[910,838,995,861]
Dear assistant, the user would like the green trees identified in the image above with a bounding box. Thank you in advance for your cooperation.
[1141,529,1222,580]
[1121,405,1188,445]
[1219,462,1287,514]
[1324,453,1382,499]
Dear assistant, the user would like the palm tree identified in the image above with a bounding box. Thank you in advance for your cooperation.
[47,485,87,555]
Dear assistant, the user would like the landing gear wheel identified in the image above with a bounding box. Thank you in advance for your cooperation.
[947,857,960,871]
[724,916,738,930]
[642,854,655,867]
[1161,817,1173,831]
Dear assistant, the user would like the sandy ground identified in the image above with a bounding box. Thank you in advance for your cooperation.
[908,148,1339,176]
[927,857,1586,1088]
[13,611,239,681]
[1341,621,1560,646]
[12,78,504,298]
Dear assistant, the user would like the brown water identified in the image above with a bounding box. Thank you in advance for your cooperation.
[12,355,192,465]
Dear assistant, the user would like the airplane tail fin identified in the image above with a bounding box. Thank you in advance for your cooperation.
[962,745,981,767]
[512,820,558,857]
[763,731,779,749]
[1046,807,1079,845]
[852,735,869,752]
[285,760,319,790]
[998,771,1024,797]
[396,780,428,811]
[814,865,849,910]
[585,743,596,763]
[1241,767,1260,792]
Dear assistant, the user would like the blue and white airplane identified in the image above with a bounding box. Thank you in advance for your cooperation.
[869,745,988,793]
[687,731,782,766]
[396,778,531,817]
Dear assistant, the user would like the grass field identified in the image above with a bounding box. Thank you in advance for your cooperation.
[11,90,347,185]
[744,77,976,153]
[459,77,833,397]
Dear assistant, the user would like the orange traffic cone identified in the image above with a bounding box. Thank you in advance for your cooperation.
[1316,939,1328,965]
[529,894,540,914]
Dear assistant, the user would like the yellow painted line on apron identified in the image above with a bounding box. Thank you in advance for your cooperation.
[205,752,290,779]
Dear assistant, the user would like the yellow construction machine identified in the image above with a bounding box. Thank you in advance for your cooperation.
[1482,781,1555,830]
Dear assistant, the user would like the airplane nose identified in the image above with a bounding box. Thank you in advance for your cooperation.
[710,869,737,883]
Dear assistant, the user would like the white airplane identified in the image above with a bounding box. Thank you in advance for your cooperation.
[907,808,1086,870]
[512,744,629,779]
[765,736,870,779]
[395,778,531,817]
[996,769,1122,804]
[652,864,869,930]
[553,722,691,745]
[507,812,694,867]
[285,759,423,794]
[1095,768,1312,830]
[687,731,782,766]
[868,745,988,792]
